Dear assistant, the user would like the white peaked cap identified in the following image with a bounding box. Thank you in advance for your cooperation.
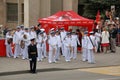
[16,26,20,29]
[40,28,45,31]
[50,28,55,31]
[89,31,94,34]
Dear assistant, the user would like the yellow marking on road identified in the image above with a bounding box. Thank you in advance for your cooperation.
[78,66,120,76]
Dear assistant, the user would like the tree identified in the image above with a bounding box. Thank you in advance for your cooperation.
[78,0,120,19]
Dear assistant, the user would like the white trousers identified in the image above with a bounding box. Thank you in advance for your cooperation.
[70,46,77,59]
[55,47,61,60]
[21,45,28,59]
[87,49,95,63]
[61,43,65,56]
[37,47,43,61]
[6,44,13,57]
[48,45,57,63]
[82,48,88,61]
[64,46,71,62]
[14,44,21,58]
[42,43,47,58]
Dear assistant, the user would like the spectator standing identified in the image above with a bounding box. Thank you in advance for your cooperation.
[109,24,118,53]
[101,27,110,53]
[3,26,8,38]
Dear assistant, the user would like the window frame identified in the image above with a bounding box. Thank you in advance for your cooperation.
[6,3,18,22]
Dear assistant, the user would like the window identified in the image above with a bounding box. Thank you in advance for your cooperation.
[22,4,24,23]
[7,3,18,22]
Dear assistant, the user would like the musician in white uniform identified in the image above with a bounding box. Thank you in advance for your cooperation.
[94,29,101,53]
[87,31,96,64]
[36,31,44,61]
[42,29,47,58]
[60,27,66,56]
[55,30,62,61]
[5,29,13,57]
[71,32,80,60]
[48,31,58,63]
[19,25,24,35]
[13,26,22,58]
[81,31,89,61]
[18,25,25,56]
[21,28,30,59]
[29,26,37,40]
[64,32,72,62]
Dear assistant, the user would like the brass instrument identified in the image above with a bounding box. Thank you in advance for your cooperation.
[7,38,13,44]
[20,34,27,49]
[23,34,27,39]
[20,40,25,49]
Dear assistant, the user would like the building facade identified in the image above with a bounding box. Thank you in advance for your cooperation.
[0,0,78,28]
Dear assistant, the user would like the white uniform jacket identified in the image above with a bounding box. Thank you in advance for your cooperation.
[60,31,66,42]
[71,35,80,47]
[55,35,62,47]
[48,36,58,47]
[95,32,101,42]
[36,35,44,48]
[29,31,37,40]
[87,35,96,49]
[13,31,21,44]
[5,32,13,45]
[64,36,72,47]
[82,35,88,49]
[43,33,47,43]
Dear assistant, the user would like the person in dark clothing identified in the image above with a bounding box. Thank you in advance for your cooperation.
[28,38,38,73]
[109,24,118,53]
[76,29,82,47]
[36,23,41,35]
[3,26,8,38]
[104,10,110,20]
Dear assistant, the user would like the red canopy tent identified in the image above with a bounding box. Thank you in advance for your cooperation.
[38,11,94,33]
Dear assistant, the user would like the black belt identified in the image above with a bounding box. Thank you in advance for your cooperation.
[31,52,36,54]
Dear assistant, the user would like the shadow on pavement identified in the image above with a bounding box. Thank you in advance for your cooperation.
[0,68,71,76]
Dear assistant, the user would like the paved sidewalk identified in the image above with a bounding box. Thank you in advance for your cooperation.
[0,47,120,74]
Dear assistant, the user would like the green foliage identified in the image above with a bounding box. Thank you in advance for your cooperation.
[78,0,120,19]
[90,0,120,5]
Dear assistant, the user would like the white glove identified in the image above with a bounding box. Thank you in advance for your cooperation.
[29,58,32,61]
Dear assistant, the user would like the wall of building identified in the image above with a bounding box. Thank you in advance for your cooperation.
[24,0,40,27]
[0,0,78,28]
[51,0,63,15]
[39,0,51,18]
[63,0,78,12]
[0,0,4,25]
[0,0,24,28]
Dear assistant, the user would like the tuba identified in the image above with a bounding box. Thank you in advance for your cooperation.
[20,34,27,49]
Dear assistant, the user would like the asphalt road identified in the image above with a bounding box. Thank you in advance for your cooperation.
[0,66,120,80]
[0,47,120,80]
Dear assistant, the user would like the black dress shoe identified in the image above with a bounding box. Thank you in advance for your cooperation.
[29,70,32,73]
[32,71,37,74]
